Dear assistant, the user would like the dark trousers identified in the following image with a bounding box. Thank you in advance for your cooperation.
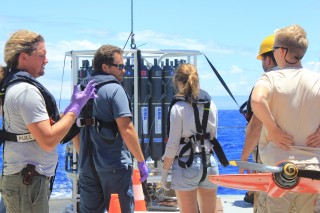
[79,167,134,213]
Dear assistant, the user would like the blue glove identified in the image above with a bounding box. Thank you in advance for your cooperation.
[138,161,149,182]
[64,80,97,116]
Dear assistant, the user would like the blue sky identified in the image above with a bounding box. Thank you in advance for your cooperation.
[0,0,319,109]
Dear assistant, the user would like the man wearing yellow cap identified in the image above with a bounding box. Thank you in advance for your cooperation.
[240,34,278,207]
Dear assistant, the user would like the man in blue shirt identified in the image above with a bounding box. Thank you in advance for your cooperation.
[74,44,148,213]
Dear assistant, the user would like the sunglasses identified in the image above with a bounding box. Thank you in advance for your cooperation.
[109,63,125,70]
[273,46,288,52]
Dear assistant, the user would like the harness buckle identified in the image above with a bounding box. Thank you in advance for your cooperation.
[76,117,96,127]
[184,137,190,143]
[196,132,211,141]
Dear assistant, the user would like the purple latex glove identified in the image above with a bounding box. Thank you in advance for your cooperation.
[137,161,149,182]
[64,80,98,116]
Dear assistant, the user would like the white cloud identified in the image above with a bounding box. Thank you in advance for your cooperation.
[117,30,236,55]
[199,72,215,80]
[230,65,242,73]
[77,29,112,38]
[46,40,101,63]
[305,61,320,72]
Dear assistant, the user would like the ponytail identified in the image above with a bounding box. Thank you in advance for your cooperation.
[173,63,200,103]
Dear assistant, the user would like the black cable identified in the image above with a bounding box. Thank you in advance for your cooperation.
[123,32,133,50]
[58,53,68,111]
[123,0,136,50]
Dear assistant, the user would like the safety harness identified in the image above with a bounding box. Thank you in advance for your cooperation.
[167,96,229,182]
[0,69,60,194]
[77,72,132,144]
[0,70,60,144]
[77,73,132,188]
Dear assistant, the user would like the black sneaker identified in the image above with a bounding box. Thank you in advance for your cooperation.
[244,192,254,204]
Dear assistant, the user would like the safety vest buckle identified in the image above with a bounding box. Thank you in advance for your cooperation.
[76,117,96,127]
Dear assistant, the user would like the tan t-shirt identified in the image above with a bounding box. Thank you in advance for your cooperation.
[255,68,320,166]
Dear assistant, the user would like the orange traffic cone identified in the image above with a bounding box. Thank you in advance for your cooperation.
[109,193,121,213]
[133,169,147,211]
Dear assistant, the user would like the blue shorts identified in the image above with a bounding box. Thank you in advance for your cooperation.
[79,167,134,213]
[171,154,219,191]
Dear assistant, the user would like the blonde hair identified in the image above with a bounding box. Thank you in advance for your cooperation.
[275,24,308,59]
[173,63,200,102]
[4,29,44,69]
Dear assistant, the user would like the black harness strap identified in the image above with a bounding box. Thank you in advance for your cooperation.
[78,79,129,145]
[239,88,254,122]
[209,138,229,167]
[0,131,34,143]
[177,135,196,168]
[192,101,210,182]
[168,97,229,182]
[166,96,185,137]
[0,76,60,144]
[174,99,210,182]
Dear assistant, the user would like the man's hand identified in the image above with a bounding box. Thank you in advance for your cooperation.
[137,161,149,182]
[239,158,252,174]
[306,127,320,147]
[268,125,294,150]
[64,80,98,116]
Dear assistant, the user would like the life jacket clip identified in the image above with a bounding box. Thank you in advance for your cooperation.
[76,117,96,127]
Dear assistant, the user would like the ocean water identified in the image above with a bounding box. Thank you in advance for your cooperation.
[215,109,247,195]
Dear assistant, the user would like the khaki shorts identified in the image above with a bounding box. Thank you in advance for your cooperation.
[256,191,316,213]
[255,164,320,213]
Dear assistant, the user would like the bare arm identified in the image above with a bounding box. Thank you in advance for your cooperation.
[116,116,145,162]
[27,112,77,152]
[251,85,293,150]
[241,114,262,161]
[26,80,97,152]
[240,115,262,174]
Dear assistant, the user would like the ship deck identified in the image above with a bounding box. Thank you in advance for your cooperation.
[49,195,253,212]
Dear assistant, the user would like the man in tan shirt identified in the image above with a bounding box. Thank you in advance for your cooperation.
[251,24,320,213]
